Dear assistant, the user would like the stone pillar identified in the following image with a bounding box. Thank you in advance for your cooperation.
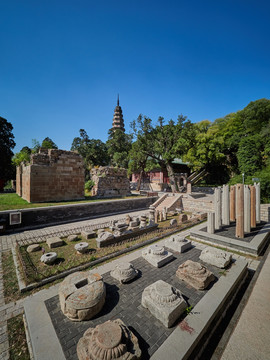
[230,185,236,222]
[244,185,251,233]
[162,207,167,221]
[149,206,155,222]
[250,185,256,228]
[214,187,221,230]
[255,182,261,224]
[187,183,192,193]
[207,212,215,234]
[235,184,244,238]
[222,185,230,226]
[159,211,163,222]
[154,211,159,223]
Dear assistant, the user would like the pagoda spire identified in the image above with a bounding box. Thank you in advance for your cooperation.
[112,95,125,132]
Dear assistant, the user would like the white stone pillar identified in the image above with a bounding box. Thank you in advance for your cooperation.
[207,212,215,234]
[222,185,230,225]
[255,182,261,223]
[214,187,221,230]
[244,185,251,233]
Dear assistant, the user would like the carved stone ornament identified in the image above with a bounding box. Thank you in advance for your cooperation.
[110,262,138,283]
[176,260,215,290]
[77,319,141,360]
[40,252,57,265]
[141,280,186,327]
[142,244,173,268]
[165,235,192,253]
[59,272,106,321]
[199,247,232,268]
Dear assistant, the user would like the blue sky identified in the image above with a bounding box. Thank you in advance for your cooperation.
[1,0,270,153]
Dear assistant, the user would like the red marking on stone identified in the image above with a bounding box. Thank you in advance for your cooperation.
[179,320,194,334]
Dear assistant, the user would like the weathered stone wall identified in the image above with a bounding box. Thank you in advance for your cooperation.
[0,196,158,231]
[261,204,270,222]
[91,166,130,198]
[16,149,84,203]
[181,194,214,213]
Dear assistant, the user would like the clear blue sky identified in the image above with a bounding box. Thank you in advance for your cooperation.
[1,0,270,153]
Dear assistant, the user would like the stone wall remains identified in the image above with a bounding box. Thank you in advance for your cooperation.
[16,149,84,203]
[91,166,130,198]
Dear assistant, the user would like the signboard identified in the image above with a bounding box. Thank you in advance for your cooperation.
[9,212,21,225]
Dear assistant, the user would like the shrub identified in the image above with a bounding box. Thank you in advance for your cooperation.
[85,180,95,192]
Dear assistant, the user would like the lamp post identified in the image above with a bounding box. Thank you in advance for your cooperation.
[242,173,245,184]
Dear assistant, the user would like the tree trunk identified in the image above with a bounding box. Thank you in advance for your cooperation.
[136,170,143,191]
[166,162,178,193]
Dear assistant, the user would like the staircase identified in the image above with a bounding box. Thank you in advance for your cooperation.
[152,194,182,212]
[187,169,208,185]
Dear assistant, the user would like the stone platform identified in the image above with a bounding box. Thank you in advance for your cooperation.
[190,222,270,255]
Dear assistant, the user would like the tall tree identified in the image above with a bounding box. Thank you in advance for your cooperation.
[131,114,194,192]
[106,129,132,168]
[0,116,16,181]
[71,129,109,170]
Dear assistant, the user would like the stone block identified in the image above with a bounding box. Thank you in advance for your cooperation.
[40,252,58,265]
[179,214,188,223]
[110,262,138,283]
[199,247,232,268]
[165,235,192,253]
[142,245,174,268]
[67,234,79,242]
[77,319,141,360]
[46,237,64,249]
[96,231,115,248]
[75,242,89,254]
[141,280,186,327]
[81,230,96,240]
[27,244,41,253]
[176,260,215,290]
[59,272,106,321]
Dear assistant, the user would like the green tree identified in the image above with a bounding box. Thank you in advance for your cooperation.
[0,116,16,181]
[41,137,58,149]
[131,114,194,192]
[12,146,32,166]
[71,129,109,172]
[237,135,262,175]
[106,129,132,168]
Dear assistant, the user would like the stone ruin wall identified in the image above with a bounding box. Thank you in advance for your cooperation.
[16,149,85,203]
[91,166,130,198]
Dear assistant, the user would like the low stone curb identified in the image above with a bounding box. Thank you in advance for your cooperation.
[14,221,203,293]
[151,258,248,360]
[190,222,270,256]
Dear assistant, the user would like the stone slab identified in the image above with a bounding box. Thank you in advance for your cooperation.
[46,237,64,249]
[81,230,96,240]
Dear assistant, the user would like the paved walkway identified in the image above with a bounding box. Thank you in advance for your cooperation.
[221,247,270,360]
[0,211,264,359]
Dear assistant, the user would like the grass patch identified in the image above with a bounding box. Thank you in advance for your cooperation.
[2,251,21,303]
[7,315,30,360]
[18,215,195,285]
[0,193,143,211]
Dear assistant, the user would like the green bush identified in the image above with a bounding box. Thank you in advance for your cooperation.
[85,180,95,192]
[229,166,270,203]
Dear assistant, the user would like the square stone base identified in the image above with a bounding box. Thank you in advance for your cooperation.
[142,251,174,268]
